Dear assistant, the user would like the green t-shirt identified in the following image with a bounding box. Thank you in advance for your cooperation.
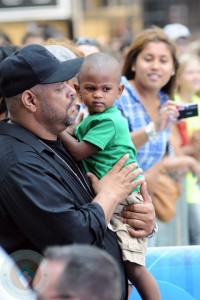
[75,106,143,192]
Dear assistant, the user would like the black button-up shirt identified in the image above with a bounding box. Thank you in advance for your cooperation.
[0,121,127,300]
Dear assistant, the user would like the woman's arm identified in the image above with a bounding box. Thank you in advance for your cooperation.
[130,127,149,149]
[182,131,200,160]
[130,100,179,149]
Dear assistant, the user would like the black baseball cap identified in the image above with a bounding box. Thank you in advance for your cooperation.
[0,44,84,98]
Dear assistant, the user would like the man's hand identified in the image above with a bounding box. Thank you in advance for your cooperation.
[120,182,156,237]
[88,154,144,205]
[88,154,145,224]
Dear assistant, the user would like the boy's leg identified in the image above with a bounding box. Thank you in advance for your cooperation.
[112,191,161,300]
[125,261,161,300]
[111,191,146,264]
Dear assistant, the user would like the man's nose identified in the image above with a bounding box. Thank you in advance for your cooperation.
[64,82,76,95]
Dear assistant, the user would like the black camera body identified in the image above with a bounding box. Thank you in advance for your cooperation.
[177,103,199,120]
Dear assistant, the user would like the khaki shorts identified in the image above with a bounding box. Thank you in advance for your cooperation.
[111,191,147,266]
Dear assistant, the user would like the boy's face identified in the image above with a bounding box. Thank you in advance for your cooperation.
[76,68,124,115]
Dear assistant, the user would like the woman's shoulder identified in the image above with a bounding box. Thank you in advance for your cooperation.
[120,76,134,92]
[120,75,129,85]
[117,76,139,104]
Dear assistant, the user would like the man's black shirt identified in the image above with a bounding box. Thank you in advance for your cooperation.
[0,121,128,300]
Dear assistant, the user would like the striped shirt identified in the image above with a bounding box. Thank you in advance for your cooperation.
[115,76,170,171]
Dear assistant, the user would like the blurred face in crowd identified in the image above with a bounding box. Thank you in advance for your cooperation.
[177,56,200,95]
[77,44,100,56]
[175,37,190,55]
[34,259,65,300]
[132,41,175,93]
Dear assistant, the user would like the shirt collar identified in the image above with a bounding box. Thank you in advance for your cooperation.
[121,76,139,101]
[0,120,47,153]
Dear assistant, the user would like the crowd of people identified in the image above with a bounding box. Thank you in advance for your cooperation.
[0,21,200,300]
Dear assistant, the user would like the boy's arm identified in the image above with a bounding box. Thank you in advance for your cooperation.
[59,131,99,161]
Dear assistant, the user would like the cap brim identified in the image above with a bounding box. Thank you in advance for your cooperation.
[42,57,84,84]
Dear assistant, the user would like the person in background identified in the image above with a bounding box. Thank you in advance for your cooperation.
[115,26,198,250]
[173,52,200,244]
[0,45,19,120]
[21,23,65,47]
[42,25,65,41]
[0,31,13,46]
[44,38,84,58]
[116,26,179,196]
[186,39,200,58]
[0,44,156,300]
[34,244,121,300]
[21,32,45,46]
[163,23,191,54]
[74,37,101,56]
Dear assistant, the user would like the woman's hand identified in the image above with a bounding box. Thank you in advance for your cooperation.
[155,100,179,132]
[120,182,156,237]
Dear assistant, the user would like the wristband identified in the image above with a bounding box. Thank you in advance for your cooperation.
[145,122,157,141]
[147,223,158,238]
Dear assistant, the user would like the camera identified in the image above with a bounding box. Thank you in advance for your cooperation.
[177,103,199,120]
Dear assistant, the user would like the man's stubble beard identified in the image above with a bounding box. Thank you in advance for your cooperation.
[39,97,75,132]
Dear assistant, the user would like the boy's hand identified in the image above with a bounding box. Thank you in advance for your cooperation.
[67,111,84,136]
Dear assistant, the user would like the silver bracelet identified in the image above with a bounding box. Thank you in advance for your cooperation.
[147,223,158,238]
[144,122,157,141]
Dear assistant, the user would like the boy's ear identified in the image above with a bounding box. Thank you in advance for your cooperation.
[117,84,124,98]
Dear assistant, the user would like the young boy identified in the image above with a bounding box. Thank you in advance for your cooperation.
[60,52,161,300]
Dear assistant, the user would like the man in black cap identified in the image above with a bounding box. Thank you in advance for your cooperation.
[0,44,156,300]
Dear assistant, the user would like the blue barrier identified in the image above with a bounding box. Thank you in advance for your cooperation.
[129,246,200,300]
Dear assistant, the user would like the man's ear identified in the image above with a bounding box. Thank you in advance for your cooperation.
[21,90,37,112]
[117,84,124,98]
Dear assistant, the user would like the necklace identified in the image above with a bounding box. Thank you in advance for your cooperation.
[39,140,93,197]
